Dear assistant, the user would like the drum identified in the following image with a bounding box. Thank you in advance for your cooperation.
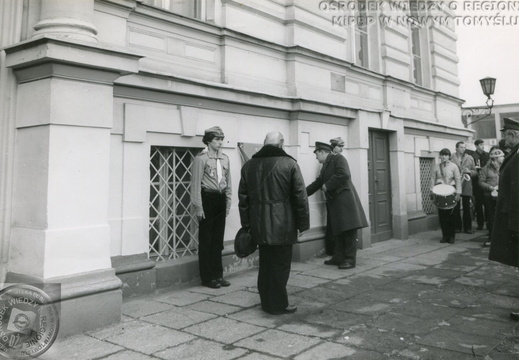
[432,184,457,209]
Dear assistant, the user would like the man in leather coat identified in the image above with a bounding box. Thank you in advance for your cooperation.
[238,132,309,315]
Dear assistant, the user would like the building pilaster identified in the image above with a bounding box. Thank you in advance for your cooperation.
[4,36,141,336]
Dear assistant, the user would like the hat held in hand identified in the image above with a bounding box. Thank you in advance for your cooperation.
[234,227,257,258]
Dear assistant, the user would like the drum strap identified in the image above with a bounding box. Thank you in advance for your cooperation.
[440,163,445,182]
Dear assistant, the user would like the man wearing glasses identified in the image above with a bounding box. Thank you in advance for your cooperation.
[488,118,519,321]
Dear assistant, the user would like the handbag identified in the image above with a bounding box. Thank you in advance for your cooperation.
[234,227,257,258]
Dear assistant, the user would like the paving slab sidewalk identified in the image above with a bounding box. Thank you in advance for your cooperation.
[40,229,519,359]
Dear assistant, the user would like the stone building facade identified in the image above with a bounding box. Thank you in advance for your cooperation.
[0,0,473,335]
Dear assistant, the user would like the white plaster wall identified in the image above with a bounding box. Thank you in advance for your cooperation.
[10,126,112,278]
[223,4,286,45]
[436,98,463,126]
[224,45,287,95]
[109,135,124,256]
[94,6,128,47]
[109,101,311,257]
[292,25,347,60]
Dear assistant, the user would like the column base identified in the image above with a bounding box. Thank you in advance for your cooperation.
[5,269,122,338]
[111,254,156,299]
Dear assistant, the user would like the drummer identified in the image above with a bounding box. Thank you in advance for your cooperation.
[432,148,462,244]
[478,147,505,247]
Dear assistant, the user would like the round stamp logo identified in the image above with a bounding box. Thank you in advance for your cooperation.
[0,284,60,359]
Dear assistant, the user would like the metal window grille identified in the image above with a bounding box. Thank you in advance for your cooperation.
[420,157,434,214]
[149,146,199,260]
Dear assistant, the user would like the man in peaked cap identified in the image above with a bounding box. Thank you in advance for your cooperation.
[330,137,345,154]
[315,141,333,153]
[307,141,368,269]
[488,117,519,321]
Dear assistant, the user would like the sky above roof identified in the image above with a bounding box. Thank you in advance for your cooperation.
[455,3,519,107]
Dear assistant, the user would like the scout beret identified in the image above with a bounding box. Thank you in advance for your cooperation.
[204,126,225,137]
[501,117,519,132]
[330,137,345,146]
[314,141,333,153]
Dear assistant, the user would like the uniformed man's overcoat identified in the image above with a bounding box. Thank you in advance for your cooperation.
[306,153,368,235]
[489,143,519,267]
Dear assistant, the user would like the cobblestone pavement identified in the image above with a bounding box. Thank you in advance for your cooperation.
[41,229,519,359]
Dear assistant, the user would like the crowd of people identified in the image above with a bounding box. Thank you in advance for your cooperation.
[431,117,519,321]
[431,123,513,246]
[192,118,518,319]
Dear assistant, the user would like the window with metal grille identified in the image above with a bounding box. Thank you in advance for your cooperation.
[419,157,435,214]
[149,146,200,260]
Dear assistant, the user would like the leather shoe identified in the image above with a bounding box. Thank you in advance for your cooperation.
[510,312,519,321]
[202,280,221,289]
[324,259,339,265]
[464,229,474,234]
[268,305,297,315]
[447,237,455,244]
[440,237,448,243]
[338,262,355,269]
[216,278,230,287]
[477,225,484,230]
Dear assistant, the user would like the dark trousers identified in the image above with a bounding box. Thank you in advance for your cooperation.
[483,194,497,236]
[332,229,358,265]
[198,191,226,283]
[438,207,456,240]
[258,245,292,313]
[454,195,472,232]
[473,186,485,228]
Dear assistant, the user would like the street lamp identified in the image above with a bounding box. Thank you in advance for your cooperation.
[461,76,496,127]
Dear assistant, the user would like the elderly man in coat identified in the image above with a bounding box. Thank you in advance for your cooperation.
[238,131,309,315]
[488,118,519,321]
[307,142,368,269]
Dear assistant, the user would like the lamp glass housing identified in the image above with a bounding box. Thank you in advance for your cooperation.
[479,77,496,98]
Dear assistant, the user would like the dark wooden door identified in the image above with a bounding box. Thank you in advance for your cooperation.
[368,131,392,242]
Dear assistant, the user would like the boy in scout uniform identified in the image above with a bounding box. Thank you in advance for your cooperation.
[191,126,232,289]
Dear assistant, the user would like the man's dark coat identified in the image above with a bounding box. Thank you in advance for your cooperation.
[489,143,519,267]
[238,145,310,245]
[306,153,368,235]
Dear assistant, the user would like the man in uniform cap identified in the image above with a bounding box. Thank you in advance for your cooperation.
[307,141,368,269]
[488,117,519,320]
[330,137,345,154]
[191,126,232,289]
